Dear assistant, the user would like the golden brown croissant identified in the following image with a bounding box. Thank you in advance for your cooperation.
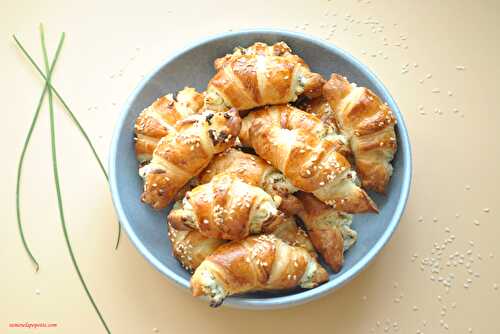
[134,87,204,163]
[139,109,241,210]
[214,41,294,71]
[191,234,328,307]
[168,224,226,272]
[323,74,397,193]
[239,104,377,213]
[168,213,314,271]
[296,192,356,272]
[198,148,302,215]
[205,42,325,112]
[167,173,281,240]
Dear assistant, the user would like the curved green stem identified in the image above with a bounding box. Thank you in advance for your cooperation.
[40,25,111,333]
[14,33,65,272]
[13,35,121,250]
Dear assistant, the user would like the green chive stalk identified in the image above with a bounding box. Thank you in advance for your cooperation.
[14,33,65,271]
[40,24,111,333]
[13,36,121,250]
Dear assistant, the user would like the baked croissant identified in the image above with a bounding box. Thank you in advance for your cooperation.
[191,234,328,307]
[296,192,356,272]
[168,213,314,271]
[205,42,325,112]
[167,173,281,240]
[239,104,377,213]
[214,41,294,71]
[168,224,226,272]
[323,74,397,193]
[198,148,302,215]
[134,87,204,163]
[140,109,241,210]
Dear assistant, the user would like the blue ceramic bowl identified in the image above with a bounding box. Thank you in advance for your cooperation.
[109,29,412,309]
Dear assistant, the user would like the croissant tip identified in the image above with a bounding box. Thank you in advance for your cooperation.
[368,200,379,213]
[209,299,224,308]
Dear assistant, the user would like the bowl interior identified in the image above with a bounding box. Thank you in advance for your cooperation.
[110,30,411,309]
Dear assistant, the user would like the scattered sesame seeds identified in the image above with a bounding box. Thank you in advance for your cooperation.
[456,65,466,71]
[152,328,159,333]
[35,289,40,295]
[432,88,441,93]
[426,73,432,79]
[483,208,490,213]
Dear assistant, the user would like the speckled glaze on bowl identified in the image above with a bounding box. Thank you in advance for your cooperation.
[109,29,412,309]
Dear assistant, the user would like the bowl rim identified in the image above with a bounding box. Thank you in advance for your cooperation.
[109,28,412,309]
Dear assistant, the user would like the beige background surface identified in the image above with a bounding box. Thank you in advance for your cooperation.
[2,0,500,333]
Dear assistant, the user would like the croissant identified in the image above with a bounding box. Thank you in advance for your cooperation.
[205,42,325,112]
[323,74,397,193]
[214,41,294,71]
[191,234,328,307]
[198,148,302,215]
[168,213,314,271]
[296,192,357,272]
[167,173,281,240]
[168,224,226,272]
[140,109,241,210]
[239,104,377,213]
[134,87,204,163]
